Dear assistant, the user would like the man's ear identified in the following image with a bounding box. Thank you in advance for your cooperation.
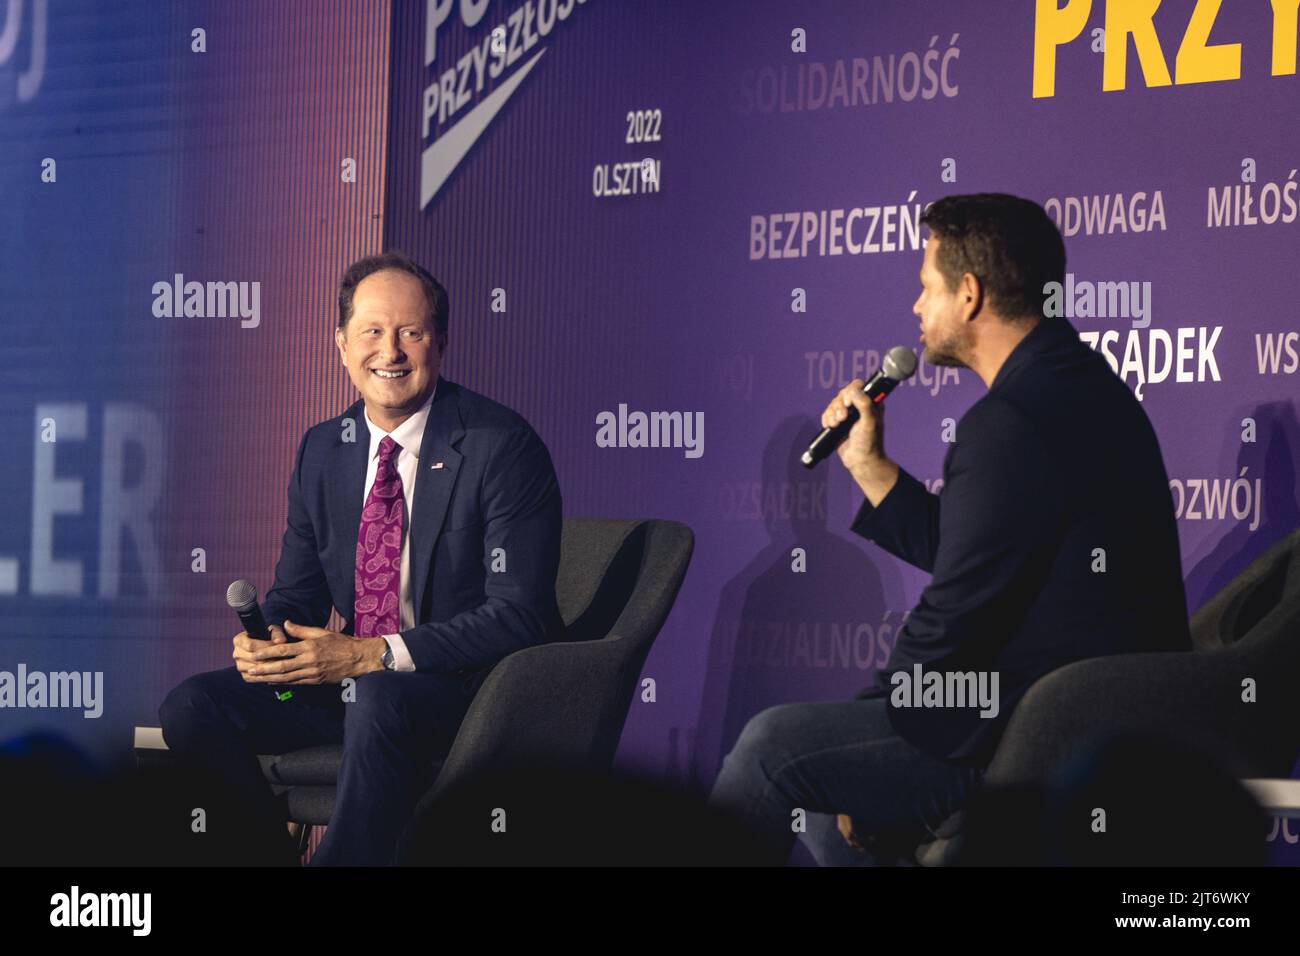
[959,272,983,322]
[335,326,348,364]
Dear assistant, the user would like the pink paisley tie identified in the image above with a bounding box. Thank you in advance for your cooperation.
[353,435,403,638]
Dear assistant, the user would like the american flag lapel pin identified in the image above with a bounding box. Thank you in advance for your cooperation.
[430,461,445,470]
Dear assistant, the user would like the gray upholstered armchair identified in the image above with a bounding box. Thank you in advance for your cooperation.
[915,527,1300,865]
[256,518,694,853]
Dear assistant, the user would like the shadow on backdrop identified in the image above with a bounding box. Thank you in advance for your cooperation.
[693,415,901,791]
[1184,401,1300,615]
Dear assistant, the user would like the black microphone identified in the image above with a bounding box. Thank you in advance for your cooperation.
[226,579,295,702]
[801,346,918,468]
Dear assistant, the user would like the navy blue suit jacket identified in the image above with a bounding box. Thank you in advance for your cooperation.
[851,317,1191,766]
[260,377,564,688]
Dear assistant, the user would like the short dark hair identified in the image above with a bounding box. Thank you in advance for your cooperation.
[337,250,449,347]
[920,193,1065,321]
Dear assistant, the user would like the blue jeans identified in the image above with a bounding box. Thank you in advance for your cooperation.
[708,695,985,865]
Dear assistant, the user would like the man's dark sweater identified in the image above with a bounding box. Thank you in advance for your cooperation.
[851,316,1191,766]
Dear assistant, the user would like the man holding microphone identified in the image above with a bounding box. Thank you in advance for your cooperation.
[708,193,1190,865]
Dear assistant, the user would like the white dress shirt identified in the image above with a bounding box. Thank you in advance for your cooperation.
[360,385,436,672]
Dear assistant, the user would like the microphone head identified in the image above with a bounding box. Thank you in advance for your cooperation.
[882,346,918,381]
[226,579,259,612]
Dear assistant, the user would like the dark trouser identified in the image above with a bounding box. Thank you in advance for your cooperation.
[158,666,473,866]
[707,695,984,865]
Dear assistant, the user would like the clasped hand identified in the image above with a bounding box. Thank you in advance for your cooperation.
[232,621,383,685]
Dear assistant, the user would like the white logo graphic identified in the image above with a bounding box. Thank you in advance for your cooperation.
[420,49,545,210]
[0,0,47,103]
[419,0,593,210]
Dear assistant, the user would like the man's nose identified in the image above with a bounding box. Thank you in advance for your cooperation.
[381,332,406,360]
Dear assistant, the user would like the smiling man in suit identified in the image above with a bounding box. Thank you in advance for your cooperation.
[159,251,563,866]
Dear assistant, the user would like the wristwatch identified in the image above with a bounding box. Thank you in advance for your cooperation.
[381,642,395,670]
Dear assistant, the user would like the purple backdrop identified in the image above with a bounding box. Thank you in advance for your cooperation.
[3,0,1296,864]
[380,0,1300,861]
